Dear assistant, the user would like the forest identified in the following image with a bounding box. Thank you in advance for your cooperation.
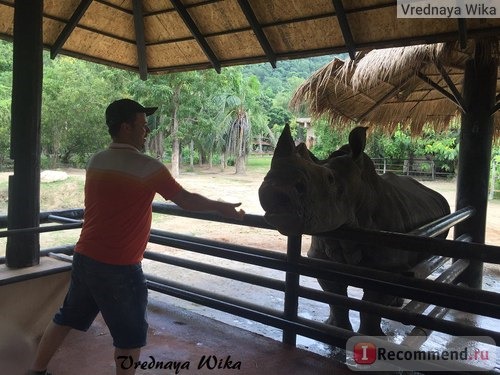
[0,39,498,178]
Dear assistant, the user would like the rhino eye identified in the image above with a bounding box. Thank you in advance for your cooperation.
[295,181,306,196]
[327,173,334,184]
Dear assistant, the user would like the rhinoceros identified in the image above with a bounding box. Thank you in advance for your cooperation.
[258,125,450,335]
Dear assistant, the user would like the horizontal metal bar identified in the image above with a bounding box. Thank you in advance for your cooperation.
[148,233,287,271]
[298,284,500,346]
[409,206,475,237]
[150,228,287,261]
[3,205,498,264]
[144,250,285,291]
[152,202,272,229]
[0,245,76,265]
[402,281,471,348]
[1,209,84,228]
[40,245,75,257]
[47,215,82,224]
[403,259,469,314]
[0,222,82,237]
[39,208,85,222]
[407,255,450,278]
[406,233,472,278]
[145,274,352,348]
[318,227,500,263]
[297,257,500,319]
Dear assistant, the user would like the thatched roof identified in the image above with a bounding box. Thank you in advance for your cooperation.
[291,40,500,139]
[1,1,500,79]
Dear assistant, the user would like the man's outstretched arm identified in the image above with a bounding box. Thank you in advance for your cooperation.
[170,188,245,221]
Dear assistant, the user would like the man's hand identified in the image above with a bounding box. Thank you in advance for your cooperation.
[216,200,245,220]
[171,188,245,220]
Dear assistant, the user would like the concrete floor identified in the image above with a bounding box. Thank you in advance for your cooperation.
[46,294,352,375]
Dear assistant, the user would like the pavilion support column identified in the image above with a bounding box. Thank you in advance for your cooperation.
[6,0,44,268]
[454,41,497,288]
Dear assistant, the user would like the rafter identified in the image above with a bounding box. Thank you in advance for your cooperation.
[490,101,500,116]
[416,71,466,113]
[132,0,148,80]
[331,0,356,60]
[434,59,467,112]
[170,0,221,73]
[357,77,413,122]
[50,0,93,59]
[236,0,276,68]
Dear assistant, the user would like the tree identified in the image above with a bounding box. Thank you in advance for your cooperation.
[41,56,116,166]
[220,70,267,174]
[0,40,12,167]
[310,119,349,159]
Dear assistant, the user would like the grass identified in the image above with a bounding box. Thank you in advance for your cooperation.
[246,154,272,173]
[1,175,86,256]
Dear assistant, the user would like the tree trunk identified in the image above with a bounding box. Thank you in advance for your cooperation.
[235,155,246,174]
[147,115,164,159]
[171,85,181,178]
[235,119,246,174]
[220,152,225,171]
[189,139,194,168]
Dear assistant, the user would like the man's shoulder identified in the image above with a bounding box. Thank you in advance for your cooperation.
[87,147,166,177]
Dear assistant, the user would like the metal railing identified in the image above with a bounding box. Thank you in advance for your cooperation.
[1,204,499,352]
[371,158,455,180]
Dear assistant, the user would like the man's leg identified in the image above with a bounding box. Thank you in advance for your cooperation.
[31,321,72,372]
[115,347,141,375]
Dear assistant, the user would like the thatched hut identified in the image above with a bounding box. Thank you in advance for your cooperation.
[291,40,500,139]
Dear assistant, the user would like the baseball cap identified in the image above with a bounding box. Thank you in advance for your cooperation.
[105,98,158,127]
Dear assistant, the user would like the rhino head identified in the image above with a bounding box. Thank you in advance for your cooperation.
[258,125,370,236]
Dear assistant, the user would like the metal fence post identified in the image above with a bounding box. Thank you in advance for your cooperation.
[282,235,302,346]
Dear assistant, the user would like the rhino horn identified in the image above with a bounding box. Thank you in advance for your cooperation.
[273,124,296,158]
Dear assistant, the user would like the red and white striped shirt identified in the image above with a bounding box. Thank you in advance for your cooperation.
[75,143,181,265]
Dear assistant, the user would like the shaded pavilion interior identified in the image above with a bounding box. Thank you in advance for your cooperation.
[1,1,500,373]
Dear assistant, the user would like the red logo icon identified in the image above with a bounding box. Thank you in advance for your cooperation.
[353,342,377,364]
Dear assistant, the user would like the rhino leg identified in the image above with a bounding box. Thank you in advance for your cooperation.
[318,279,353,331]
[358,289,395,336]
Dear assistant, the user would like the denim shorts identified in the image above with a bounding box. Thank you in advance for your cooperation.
[54,252,149,349]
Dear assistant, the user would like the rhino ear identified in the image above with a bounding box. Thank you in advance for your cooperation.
[348,127,368,159]
[273,124,296,158]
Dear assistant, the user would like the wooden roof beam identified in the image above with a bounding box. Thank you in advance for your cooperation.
[434,59,467,111]
[171,0,221,73]
[457,18,468,49]
[490,101,500,116]
[416,71,466,113]
[132,0,148,80]
[50,0,93,59]
[357,77,413,122]
[236,0,276,68]
[331,0,356,60]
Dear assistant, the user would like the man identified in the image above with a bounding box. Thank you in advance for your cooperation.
[30,99,245,375]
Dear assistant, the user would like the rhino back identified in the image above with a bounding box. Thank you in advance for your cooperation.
[308,172,450,271]
[377,172,450,232]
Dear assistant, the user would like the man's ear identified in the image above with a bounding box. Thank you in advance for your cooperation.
[121,121,133,132]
